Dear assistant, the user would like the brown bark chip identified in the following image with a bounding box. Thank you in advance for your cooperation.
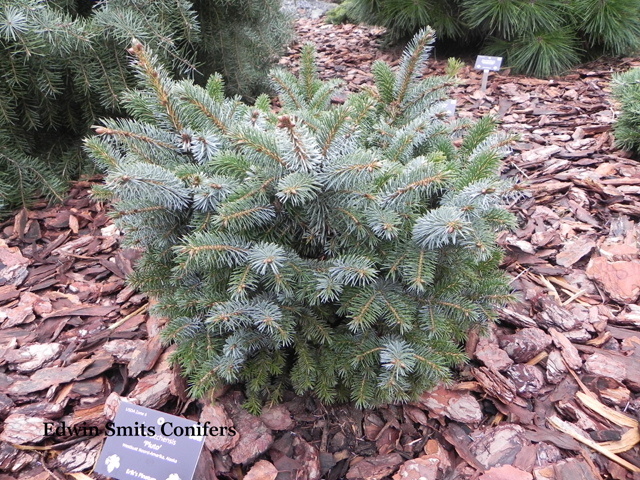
[442,423,486,472]
[200,404,239,453]
[553,458,600,480]
[479,465,533,480]
[3,343,62,372]
[419,384,483,424]
[127,335,164,378]
[556,237,596,267]
[0,441,36,473]
[392,456,440,480]
[507,364,546,398]
[583,353,627,383]
[54,437,102,473]
[500,328,552,363]
[472,367,528,407]
[423,439,452,474]
[589,376,631,407]
[548,328,582,371]
[260,404,295,431]
[245,460,279,480]
[102,339,146,362]
[470,425,529,469]
[546,350,568,384]
[0,414,54,444]
[346,453,404,480]
[271,453,303,480]
[293,436,321,480]
[127,370,173,409]
[223,400,273,465]
[194,450,219,480]
[535,297,580,332]
[586,256,640,304]
[7,358,93,396]
[0,394,14,419]
[0,241,30,287]
[404,405,429,425]
[475,339,514,371]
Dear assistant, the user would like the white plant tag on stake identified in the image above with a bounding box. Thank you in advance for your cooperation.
[474,55,503,92]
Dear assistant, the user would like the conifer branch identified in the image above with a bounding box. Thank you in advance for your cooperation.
[128,39,184,131]
[394,28,435,106]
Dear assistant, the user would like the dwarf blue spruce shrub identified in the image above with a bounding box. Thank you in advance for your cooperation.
[87,28,517,412]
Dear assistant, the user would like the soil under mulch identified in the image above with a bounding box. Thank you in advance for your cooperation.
[2,17,640,480]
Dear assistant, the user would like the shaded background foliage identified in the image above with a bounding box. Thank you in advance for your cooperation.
[328,0,640,77]
[0,0,292,214]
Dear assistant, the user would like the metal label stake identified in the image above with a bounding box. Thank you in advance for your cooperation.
[480,69,489,92]
[474,56,503,93]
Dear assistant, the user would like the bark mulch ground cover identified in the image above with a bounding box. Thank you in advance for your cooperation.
[1,17,640,480]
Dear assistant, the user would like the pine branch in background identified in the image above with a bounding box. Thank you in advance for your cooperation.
[379,0,464,42]
[87,28,518,412]
[337,0,464,42]
[461,0,566,40]
[574,0,640,56]
[484,28,582,79]
[0,0,292,216]
[612,68,640,155]
[191,0,294,99]
[336,0,640,77]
